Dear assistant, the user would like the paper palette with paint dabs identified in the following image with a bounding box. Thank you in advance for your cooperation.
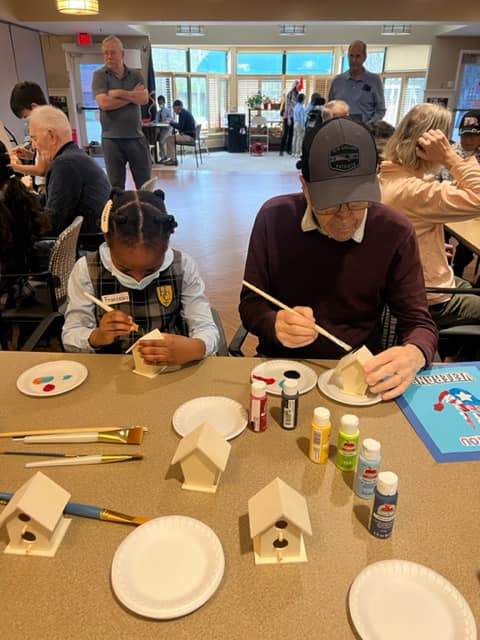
[396,364,480,463]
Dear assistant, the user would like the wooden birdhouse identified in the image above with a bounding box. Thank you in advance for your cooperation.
[248,477,312,565]
[0,472,71,557]
[331,345,374,396]
[170,422,232,493]
[132,328,165,378]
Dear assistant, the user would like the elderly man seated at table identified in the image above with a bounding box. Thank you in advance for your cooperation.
[26,105,111,236]
[239,117,438,400]
[379,103,480,351]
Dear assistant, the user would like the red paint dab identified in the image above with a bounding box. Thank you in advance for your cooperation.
[43,384,56,392]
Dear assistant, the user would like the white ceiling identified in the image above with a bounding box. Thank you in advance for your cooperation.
[11,20,480,41]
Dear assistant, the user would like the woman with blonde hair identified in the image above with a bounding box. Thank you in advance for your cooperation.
[379,103,480,355]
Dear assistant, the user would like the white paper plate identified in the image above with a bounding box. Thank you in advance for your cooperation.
[16,361,88,397]
[111,516,224,619]
[173,396,248,440]
[349,560,477,640]
[317,369,381,406]
[250,360,317,396]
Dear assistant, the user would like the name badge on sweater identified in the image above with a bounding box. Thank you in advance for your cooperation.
[102,292,130,305]
[157,285,173,307]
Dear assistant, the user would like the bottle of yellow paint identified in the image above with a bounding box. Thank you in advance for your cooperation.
[309,407,331,464]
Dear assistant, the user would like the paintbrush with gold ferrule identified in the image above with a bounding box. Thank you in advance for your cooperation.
[24,453,144,469]
[0,492,149,526]
[10,426,145,444]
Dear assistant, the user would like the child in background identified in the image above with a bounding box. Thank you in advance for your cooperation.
[62,188,219,366]
[292,94,306,158]
[8,81,49,192]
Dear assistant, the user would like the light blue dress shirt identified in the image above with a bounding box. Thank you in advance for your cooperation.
[328,70,386,122]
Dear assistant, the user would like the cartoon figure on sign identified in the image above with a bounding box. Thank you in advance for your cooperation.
[434,388,480,430]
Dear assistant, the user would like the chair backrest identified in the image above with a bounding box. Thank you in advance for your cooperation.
[140,177,159,191]
[48,216,83,306]
[194,123,202,140]
[211,307,228,356]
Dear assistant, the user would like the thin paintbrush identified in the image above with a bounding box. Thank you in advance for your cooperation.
[83,291,145,336]
[25,453,144,469]
[242,279,352,352]
[11,426,145,445]
[2,451,75,457]
[0,492,149,526]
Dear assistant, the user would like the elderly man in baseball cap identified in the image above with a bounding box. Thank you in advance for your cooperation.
[240,117,438,400]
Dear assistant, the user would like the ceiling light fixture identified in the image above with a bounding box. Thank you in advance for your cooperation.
[381,24,412,36]
[176,25,205,37]
[56,0,99,15]
[279,24,305,37]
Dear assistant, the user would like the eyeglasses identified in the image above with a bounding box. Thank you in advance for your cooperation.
[314,201,369,216]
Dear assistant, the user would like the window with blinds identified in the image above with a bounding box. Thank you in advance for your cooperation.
[238,79,262,113]
[154,76,173,109]
[383,74,425,126]
[208,77,219,129]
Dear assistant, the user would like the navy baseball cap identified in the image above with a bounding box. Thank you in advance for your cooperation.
[302,117,381,210]
[459,111,480,135]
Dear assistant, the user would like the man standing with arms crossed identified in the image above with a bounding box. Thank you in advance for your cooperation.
[92,35,151,189]
[328,40,386,124]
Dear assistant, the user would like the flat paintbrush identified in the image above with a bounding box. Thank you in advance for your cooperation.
[0,492,149,526]
[11,426,145,445]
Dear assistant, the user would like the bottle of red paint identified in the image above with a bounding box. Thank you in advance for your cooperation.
[249,380,267,432]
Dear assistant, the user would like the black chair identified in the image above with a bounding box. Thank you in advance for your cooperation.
[426,286,480,360]
[211,308,228,356]
[19,312,65,352]
[0,216,83,350]
[175,124,203,168]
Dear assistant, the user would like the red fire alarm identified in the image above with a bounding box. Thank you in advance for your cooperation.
[77,32,92,46]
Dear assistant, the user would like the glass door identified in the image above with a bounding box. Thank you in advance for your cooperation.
[69,52,104,147]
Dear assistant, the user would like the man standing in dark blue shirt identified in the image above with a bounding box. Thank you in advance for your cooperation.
[163,100,196,166]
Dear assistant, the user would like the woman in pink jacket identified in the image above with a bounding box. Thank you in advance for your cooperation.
[379,103,480,348]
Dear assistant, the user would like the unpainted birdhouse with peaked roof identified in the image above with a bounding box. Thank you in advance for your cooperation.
[331,345,373,396]
[0,472,71,557]
[132,328,165,378]
[248,477,312,565]
[170,421,231,493]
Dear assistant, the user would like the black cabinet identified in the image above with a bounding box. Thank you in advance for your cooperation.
[227,113,247,152]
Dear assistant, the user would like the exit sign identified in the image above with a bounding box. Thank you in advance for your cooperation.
[77,32,92,46]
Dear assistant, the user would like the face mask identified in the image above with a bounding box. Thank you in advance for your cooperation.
[111,264,160,290]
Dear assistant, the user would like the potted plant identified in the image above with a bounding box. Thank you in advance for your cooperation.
[247,94,264,109]
[263,96,271,110]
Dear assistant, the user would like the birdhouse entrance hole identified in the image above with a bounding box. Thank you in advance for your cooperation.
[18,513,31,522]
[21,531,37,542]
[273,538,289,549]
[275,520,288,529]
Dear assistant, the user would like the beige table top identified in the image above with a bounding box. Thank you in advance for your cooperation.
[447,218,480,255]
[1,352,479,639]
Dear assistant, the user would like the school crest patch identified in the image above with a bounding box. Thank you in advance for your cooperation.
[157,285,173,307]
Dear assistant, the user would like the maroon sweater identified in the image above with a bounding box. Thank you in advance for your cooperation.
[239,193,438,362]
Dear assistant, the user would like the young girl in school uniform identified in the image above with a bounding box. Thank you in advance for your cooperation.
[62,188,219,365]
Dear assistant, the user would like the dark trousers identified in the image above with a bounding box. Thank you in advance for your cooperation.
[280,119,294,154]
[102,137,152,189]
